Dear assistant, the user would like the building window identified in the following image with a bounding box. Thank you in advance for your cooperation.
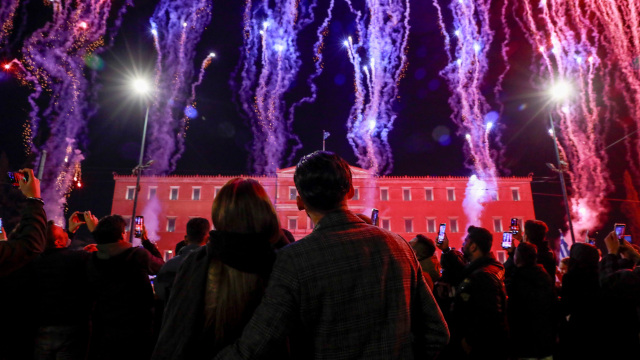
[167,217,176,232]
[425,188,434,201]
[511,188,520,201]
[381,219,390,231]
[214,187,221,198]
[493,218,503,233]
[288,217,298,231]
[380,188,389,201]
[192,187,201,201]
[353,187,360,200]
[170,187,179,200]
[289,187,297,201]
[126,186,135,200]
[403,188,411,201]
[427,218,436,233]
[447,188,455,201]
[404,219,413,233]
[490,190,499,202]
[450,218,459,233]
[148,187,157,199]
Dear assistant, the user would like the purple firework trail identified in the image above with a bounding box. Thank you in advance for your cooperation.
[343,0,410,176]
[232,0,316,175]
[433,0,501,227]
[146,0,213,175]
[515,0,610,236]
[18,0,120,224]
[0,0,19,51]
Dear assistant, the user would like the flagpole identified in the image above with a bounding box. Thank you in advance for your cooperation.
[323,130,326,151]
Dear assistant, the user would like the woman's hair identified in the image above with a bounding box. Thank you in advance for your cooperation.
[211,177,280,244]
[208,178,280,348]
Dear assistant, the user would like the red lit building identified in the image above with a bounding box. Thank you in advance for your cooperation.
[111,166,535,261]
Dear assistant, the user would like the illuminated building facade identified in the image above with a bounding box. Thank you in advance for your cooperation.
[111,166,535,261]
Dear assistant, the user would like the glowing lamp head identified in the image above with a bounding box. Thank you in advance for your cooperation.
[263,21,269,29]
[367,119,376,131]
[473,43,481,53]
[363,65,368,71]
[465,134,471,141]
[454,29,460,37]
[209,52,216,58]
[588,56,594,63]
[539,46,545,53]
[132,78,152,96]
[548,128,554,136]
[3,64,10,70]
[274,44,284,52]
[77,181,82,188]
[348,36,352,42]
[343,40,349,46]
[79,21,88,29]
[486,122,493,130]
[549,80,573,101]
[183,22,187,27]
[151,28,158,36]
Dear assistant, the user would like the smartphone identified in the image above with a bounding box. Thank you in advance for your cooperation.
[7,171,26,187]
[135,216,144,238]
[502,232,513,249]
[371,208,379,227]
[623,235,632,243]
[437,223,446,245]
[614,223,626,240]
[510,218,519,234]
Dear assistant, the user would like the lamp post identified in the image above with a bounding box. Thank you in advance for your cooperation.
[129,78,152,243]
[548,80,576,245]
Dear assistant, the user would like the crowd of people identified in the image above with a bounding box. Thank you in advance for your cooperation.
[1,153,640,360]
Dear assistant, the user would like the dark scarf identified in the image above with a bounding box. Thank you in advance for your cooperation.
[208,230,276,274]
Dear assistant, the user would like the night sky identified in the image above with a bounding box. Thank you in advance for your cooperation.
[1,0,632,247]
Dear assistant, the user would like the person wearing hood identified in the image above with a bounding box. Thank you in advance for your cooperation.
[86,214,164,360]
[505,242,556,359]
[438,225,508,360]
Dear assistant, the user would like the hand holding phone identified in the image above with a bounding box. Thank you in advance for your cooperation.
[614,223,626,240]
[502,232,513,249]
[371,209,379,227]
[135,216,144,238]
[437,223,446,245]
[510,218,520,234]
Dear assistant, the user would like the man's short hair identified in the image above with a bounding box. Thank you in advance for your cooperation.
[466,226,493,254]
[524,220,548,246]
[410,234,436,260]
[293,151,352,212]
[186,217,210,243]
[516,242,537,267]
[93,215,127,244]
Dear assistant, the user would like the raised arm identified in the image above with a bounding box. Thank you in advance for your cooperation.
[0,169,47,276]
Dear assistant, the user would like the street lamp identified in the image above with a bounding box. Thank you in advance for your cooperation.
[129,78,153,242]
[548,79,576,245]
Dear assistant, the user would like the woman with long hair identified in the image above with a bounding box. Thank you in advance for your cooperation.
[152,178,283,359]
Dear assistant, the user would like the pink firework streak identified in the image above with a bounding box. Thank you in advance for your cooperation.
[433,0,501,227]
[343,0,410,176]
[146,0,213,175]
[18,0,118,224]
[232,0,316,175]
[586,1,640,182]
[515,0,610,236]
